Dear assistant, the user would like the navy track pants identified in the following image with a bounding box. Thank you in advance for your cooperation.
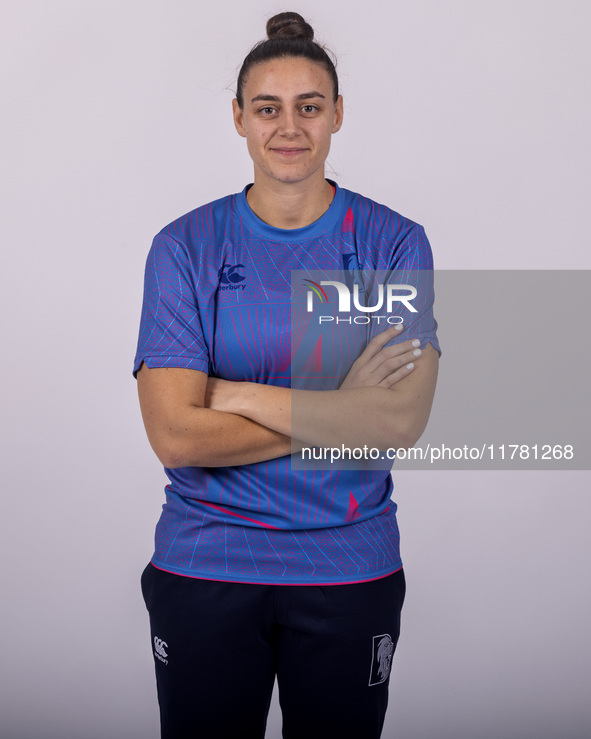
[141,563,405,739]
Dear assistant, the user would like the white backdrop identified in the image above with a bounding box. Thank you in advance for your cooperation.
[1,1,590,737]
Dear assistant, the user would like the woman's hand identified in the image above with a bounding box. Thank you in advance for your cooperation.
[339,324,423,390]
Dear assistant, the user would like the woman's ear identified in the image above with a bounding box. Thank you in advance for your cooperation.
[232,99,247,138]
[332,95,344,134]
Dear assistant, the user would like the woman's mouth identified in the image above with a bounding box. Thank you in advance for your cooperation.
[272,148,307,157]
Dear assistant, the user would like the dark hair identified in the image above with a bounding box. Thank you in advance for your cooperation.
[236,12,339,109]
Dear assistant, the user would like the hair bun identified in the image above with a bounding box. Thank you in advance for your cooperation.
[266,12,314,42]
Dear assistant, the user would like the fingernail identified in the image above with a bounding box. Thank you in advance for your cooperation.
[406,363,414,370]
[412,339,420,347]
[413,349,422,357]
[394,324,403,331]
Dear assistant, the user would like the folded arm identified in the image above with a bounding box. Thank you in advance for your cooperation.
[137,325,437,468]
[136,363,295,468]
[208,343,439,452]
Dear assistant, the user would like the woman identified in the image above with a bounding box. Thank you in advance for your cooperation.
[134,11,439,738]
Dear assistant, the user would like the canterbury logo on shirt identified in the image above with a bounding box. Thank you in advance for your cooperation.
[218,263,247,290]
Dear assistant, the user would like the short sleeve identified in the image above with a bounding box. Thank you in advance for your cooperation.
[379,224,441,356]
[133,233,210,377]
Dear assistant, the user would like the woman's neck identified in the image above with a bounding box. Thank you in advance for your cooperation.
[246,178,335,230]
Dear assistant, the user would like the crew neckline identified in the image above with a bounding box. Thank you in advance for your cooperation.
[235,179,346,242]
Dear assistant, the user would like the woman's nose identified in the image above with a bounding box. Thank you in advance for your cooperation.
[278,109,300,137]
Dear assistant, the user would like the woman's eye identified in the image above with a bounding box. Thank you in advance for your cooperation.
[301,105,318,114]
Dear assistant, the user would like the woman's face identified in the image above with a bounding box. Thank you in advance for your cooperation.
[233,56,343,190]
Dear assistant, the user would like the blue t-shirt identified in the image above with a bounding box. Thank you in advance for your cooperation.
[134,181,439,584]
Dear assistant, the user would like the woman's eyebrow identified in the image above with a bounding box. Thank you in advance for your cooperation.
[250,91,326,104]
[295,91,326,100]
[251,94,280,103]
